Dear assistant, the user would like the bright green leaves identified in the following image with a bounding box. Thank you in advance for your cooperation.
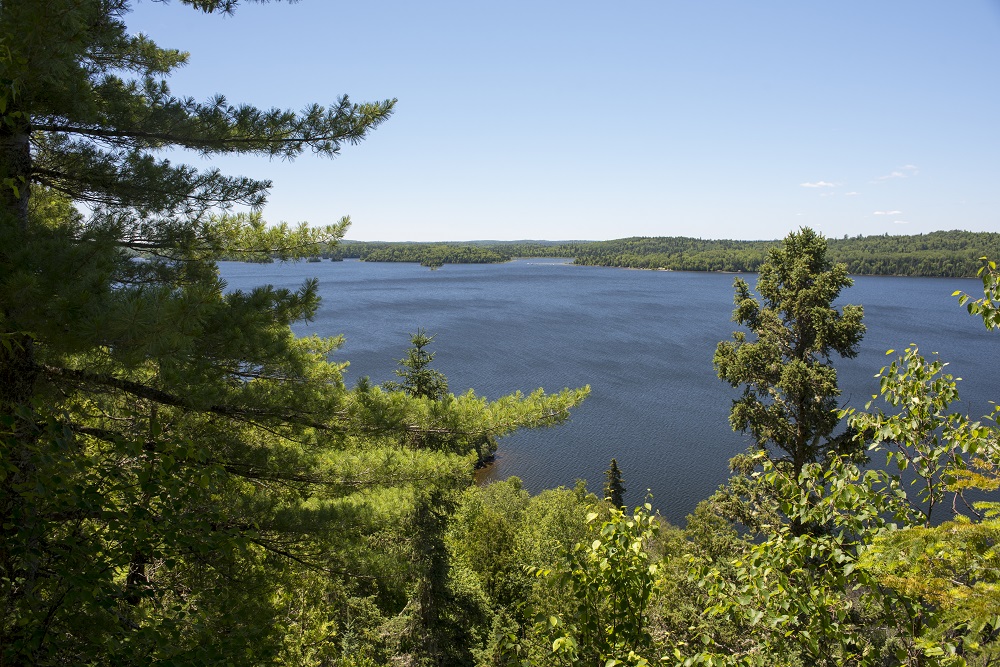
[859,517,1000,627]
[846,344,984,526]
[533,503,661,666]
[842,320,1000,658]
[0,175,22,199]
[687,266,1000,667]
[687,452,936,666]
[348,381,588,459]
[954,257,1000,330]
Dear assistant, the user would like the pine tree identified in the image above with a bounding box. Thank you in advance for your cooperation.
[384,329,449,400]
[713,227,865,477]
[604,458,626,509]
[0,4,588,663]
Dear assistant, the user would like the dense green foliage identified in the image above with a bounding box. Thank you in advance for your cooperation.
[0,4,587,665]
[494,262,1000,667]
[714,228,866,477]
[956,259,1000,329]
[6,4,1000,666]
[540,504,661,665]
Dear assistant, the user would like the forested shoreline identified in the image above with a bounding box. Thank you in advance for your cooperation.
[5,4,1000,666]
[317,230,1000,277]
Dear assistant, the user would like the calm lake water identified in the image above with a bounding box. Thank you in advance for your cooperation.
[219,258,1000,525]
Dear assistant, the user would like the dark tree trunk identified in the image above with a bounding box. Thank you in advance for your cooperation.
[0,109,36,406]
[0,113,31,233]
[0,106,43,658]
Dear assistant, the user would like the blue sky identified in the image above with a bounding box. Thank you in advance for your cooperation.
[126,1,1000,241]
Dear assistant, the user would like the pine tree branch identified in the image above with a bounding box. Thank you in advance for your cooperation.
[34,122,337,148]
[31,160,268,212]
[32,94,396,157]
[43,366,577,448]
[41,364,336,429]
[247,537,375,581]
[216,461,451,489]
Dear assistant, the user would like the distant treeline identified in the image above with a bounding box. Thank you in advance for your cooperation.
[315,230,1000,277]
[326,242,514,268]
[826,230,1000,277]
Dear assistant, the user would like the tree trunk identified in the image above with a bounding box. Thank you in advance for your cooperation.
[0,106,36,405]
[0,111,31,233]
[0,104,44,660]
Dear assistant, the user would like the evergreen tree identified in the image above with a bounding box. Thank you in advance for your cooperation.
[687,269,1000,666]
[0,4,587,664]
[384,329,449,400]
[404,487,493,667]
[603,458,626,509]
[713,227,865,477]
[408,488,452,665]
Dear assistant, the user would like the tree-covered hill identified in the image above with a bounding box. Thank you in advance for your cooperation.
[325,230,1000,277]
[826,229,1000,276]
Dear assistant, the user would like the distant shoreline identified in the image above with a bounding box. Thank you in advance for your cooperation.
[221,230,1000,278]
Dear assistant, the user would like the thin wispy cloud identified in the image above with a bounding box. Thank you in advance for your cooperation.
[874,165,918,182]
[873,210,903,215]
[800,181,837,188]
[844,192,859,196]
[893,220,910,225]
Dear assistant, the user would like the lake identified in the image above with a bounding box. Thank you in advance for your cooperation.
[219,258,1000,525]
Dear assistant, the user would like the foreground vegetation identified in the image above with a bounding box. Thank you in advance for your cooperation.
[324,231,1000,277]
[3,4,1000,666]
